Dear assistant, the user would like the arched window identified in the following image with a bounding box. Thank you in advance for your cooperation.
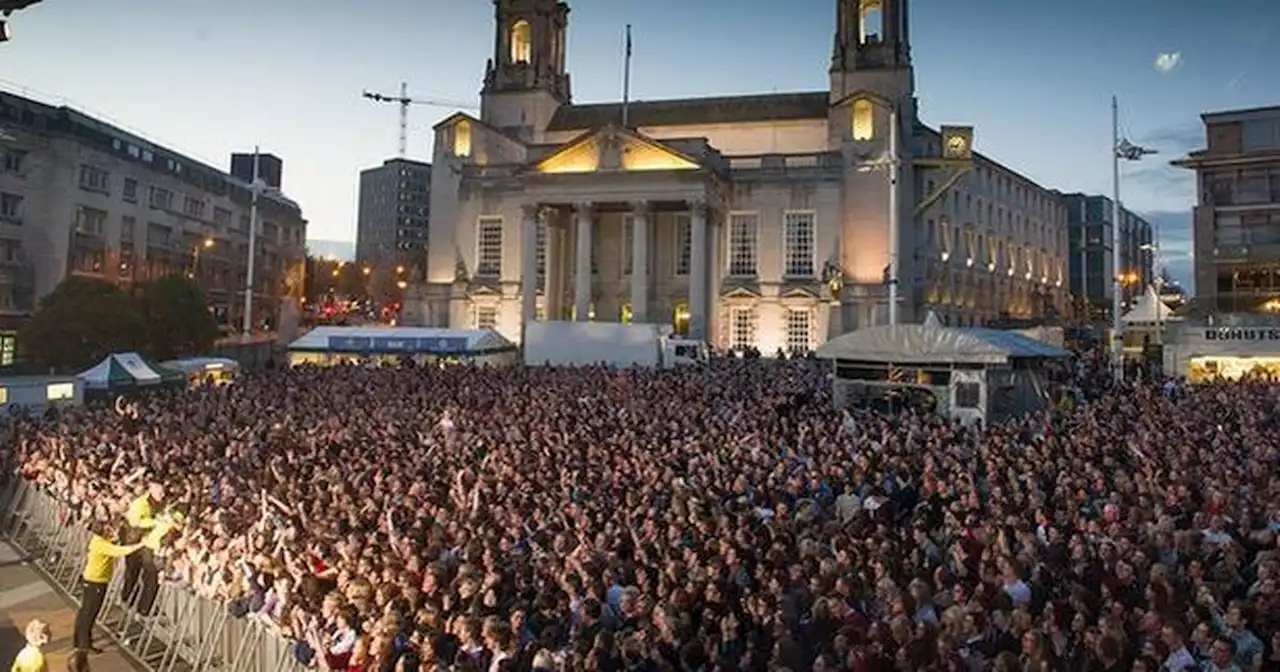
[453,121,471,157]
[859,0,883,44]
[852,99,874,140]
[510,20,532,64]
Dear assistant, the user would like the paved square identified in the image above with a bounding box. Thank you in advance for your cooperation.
[0,542,140,672]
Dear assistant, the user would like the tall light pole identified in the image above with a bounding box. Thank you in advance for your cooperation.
[242,147,260,338]
[855,103,901,325]
[1110,96,1156,383]
[1110,97,1123,383]
[887,106,901,326]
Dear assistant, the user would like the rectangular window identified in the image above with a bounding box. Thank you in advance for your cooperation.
[730,307,757,351]
[476,216,503,277]
[183,196,206,218]
[728,212,759,277]
[148,186,173,210]
[74,206,108,235]
[0,334,15,367]
[786,309,812,354]
[536,219,547,282]
[954,382,981,409]
[213,207,232,228]
[122,178,138,203]
[0,192,21,223]
[1,150,26,173]
[78,165,110,192]
[474,305,497,329]
[623,215,634,276]
[675,213,691,276]
[120,215,136,244]
[46,383,75,402]
[783,211,815,277]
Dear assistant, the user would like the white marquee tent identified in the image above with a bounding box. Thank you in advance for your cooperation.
[1123,285,1180,325]
[816,324,1068,365]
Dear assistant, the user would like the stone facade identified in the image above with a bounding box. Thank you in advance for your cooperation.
[0,91,307,333]
[419,0,1070,352]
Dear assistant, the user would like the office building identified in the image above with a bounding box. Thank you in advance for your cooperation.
[1173,105,1280,315]
[1058,192,1154,320]
[0,89,308,359]
[356,158,430,272]
[419,0,1070,350]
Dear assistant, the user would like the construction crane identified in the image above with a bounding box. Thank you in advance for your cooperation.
[0,0,43,43]
[361,81,478,158]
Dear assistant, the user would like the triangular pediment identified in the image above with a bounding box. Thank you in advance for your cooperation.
[533,126,701,174]
[830,89,894,110]
[781,286,820,300]
[722,285,762,300]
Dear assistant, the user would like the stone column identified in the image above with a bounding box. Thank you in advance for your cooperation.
[573,202,594,321]
[630,202,650,323]
[520,204,539,329]
[544,208,562,320]
[689,199,709,340]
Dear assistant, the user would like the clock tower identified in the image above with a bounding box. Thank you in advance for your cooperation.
[828,0,918,331]
[830,0,913,103]
[480,0,572,141]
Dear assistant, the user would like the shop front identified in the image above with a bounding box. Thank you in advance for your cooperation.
[1165,323,1280,382]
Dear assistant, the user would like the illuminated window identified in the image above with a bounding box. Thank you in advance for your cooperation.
[454,121,471,157]
[0,333,15,366]
[674,214,692,276]
[46,382,75,401]
[859,0,883,43]
[476,217,503,277]
[730,307,756,351]
[0,387,7,404]
[783,211,815,278]
[728,213,758,277]
[510,20,532,64]
[852,99,874,141]
[786,309,811,355]
[474,305,497,329]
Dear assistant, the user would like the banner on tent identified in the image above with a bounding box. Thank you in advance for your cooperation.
[327,335,470,353]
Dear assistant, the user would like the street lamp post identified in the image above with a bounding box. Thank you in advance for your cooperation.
[242,148,261,338]
[854,103,901,325]
[189,237,214,279]
[1110,96,1156,383]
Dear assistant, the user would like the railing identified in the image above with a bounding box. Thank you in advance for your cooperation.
[1,477,305,672]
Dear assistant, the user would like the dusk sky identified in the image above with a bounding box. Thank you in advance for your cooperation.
[3,0,1278,290]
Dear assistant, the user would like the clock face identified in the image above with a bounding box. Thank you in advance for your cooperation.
[947,135,967,154]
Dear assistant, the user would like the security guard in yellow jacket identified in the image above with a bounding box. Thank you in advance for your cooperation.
[121,481,165,614]
[75,517,143,653]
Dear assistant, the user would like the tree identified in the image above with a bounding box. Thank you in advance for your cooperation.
[132,275,219,361]
[19,277,146,372]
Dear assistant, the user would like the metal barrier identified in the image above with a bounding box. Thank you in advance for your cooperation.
[1,478,310,672]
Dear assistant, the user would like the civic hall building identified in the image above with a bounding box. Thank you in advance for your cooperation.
[418,0,1070,352]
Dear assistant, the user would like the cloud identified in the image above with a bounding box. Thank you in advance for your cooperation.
[1137,125,1203,155]
[1124,163,1195,200]
[1154,52,1182,73]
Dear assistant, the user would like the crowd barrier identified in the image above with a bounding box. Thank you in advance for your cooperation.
[1,477,308,672]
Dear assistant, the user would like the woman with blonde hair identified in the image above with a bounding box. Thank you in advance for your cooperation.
[9,619,51,672]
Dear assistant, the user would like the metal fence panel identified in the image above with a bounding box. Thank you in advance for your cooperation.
[1,478,310,672]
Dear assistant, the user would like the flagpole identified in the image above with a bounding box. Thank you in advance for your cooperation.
[1111,96,1124,384]
[622,24,632,127]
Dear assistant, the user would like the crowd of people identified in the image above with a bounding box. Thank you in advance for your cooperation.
[7,354,1280,671]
